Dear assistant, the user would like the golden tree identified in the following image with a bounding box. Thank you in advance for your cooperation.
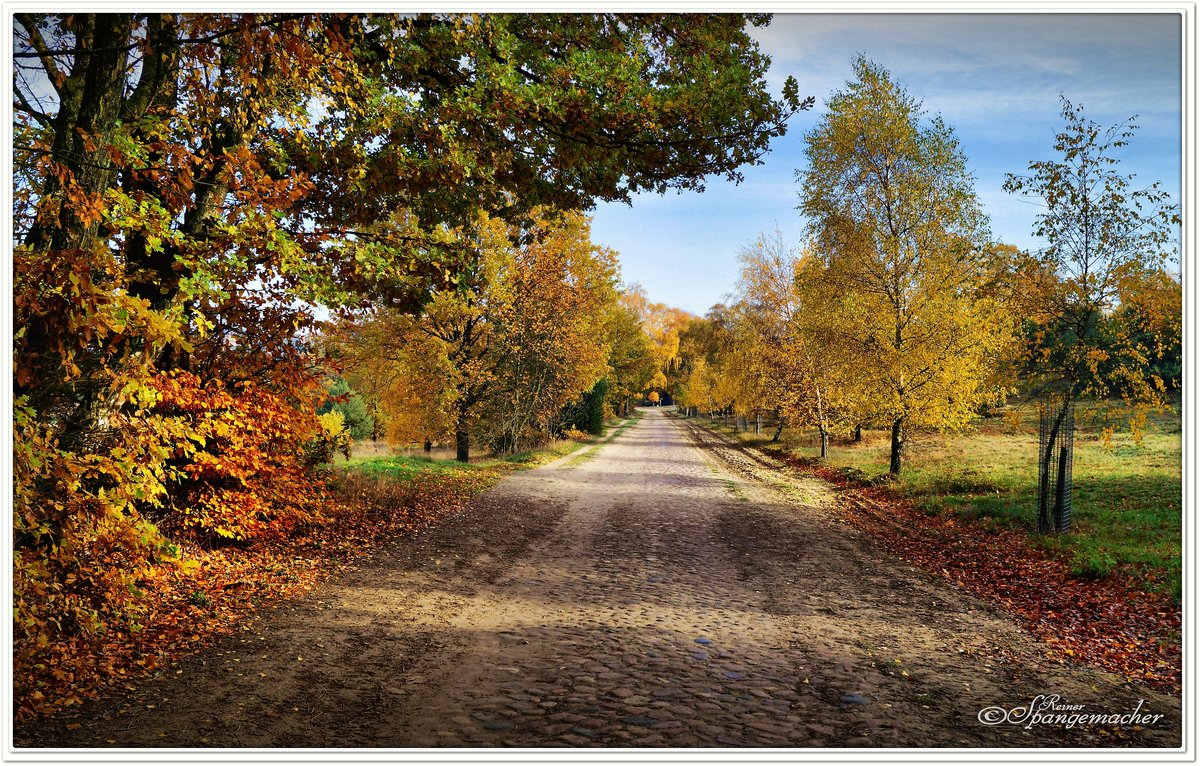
[604,294,658,416]
[624,284,696,396]
[334,211,618,461]
[733,231,858,453]
[481,212,618,452]
[799,57,1010,474]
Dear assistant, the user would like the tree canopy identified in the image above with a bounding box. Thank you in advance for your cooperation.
[13,12,808,712]
[1002,97,1180,425]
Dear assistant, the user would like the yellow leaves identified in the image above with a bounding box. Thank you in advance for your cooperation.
[334,208,622,454]
[1099,425,1117,450]
[1004,407,1025,435]
[1085,348,1111,372]
[1127,407,1149,448]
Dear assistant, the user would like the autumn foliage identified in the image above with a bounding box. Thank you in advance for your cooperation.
[14,459,496,720]
[145,372,331,544]
[328,211,622,461]
[12,12,1181,724]
[14,11,805,720]
[658,58,1180,695]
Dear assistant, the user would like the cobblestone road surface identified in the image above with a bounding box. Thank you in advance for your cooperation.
[15,408,1181,750]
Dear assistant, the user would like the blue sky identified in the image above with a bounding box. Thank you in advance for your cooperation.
[590,12,1183,315]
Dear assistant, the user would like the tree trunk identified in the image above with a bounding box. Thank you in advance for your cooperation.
[454,402,471,463]
[854,424,862,442]
[772,417,786,442]
[423,439,432,453]
[17,14,136,428]
[889,417,904,474]
[455,428,470,463]
[813,383,831,460]
[1053,443,1070,532]
[370,402,383,441]
[23,14,136,254]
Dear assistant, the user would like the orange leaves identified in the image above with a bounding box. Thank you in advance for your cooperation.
[14,458,496,722]
[14,363,334,719]
[148,371,329,544]
[13,244,182,392]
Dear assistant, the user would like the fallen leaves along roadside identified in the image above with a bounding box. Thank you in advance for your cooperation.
[765,449,1181,696]
[14,464,502,722]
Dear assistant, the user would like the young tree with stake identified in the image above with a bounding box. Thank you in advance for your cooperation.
[1003,97,1179,532]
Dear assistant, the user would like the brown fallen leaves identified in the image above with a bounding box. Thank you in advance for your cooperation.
[770,450,1181,695]
[14,465,500,722]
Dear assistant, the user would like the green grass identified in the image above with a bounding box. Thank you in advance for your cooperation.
[342,453,479,482]
[682,400,1182,600]
[343,417,639,479]
[605,414,641,440]
[720,477,747,501]
[503,437,589,467]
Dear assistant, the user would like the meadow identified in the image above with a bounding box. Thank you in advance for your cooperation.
[692,400,1182,600]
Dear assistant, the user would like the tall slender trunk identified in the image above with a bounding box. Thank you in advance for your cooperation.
[814,383,829,460]
[854,424,862,442]
[889,417,904,474]
[772,416,786,443]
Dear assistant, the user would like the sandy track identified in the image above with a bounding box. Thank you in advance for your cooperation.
[14,409,1180,749]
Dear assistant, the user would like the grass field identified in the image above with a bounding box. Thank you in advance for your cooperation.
[687,400,1182,600]
[342,415,639,481]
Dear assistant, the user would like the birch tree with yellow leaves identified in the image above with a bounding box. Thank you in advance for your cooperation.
[733,231,858,454]
[799,57,1011,475]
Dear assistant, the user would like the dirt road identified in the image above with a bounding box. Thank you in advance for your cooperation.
[14,408,1181,749]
